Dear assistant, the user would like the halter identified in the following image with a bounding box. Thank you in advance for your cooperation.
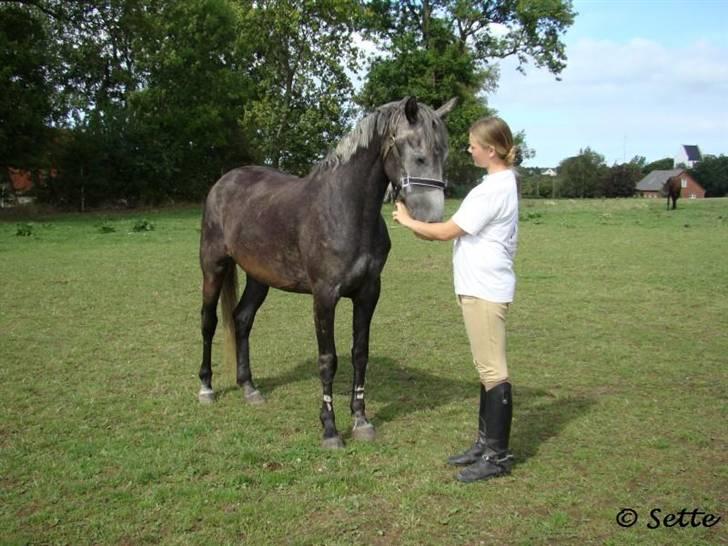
[382,133,447,201]
[393,175,447,201]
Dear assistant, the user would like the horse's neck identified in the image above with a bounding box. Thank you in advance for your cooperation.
[314,143,390,219]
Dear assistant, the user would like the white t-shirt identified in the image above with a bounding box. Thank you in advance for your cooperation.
[451,169,519,303]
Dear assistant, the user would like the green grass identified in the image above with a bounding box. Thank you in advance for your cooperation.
[1,198,726,545]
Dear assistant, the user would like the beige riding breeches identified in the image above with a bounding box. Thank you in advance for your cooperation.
[458,295,510,391]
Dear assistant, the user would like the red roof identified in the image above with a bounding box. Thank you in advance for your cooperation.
[8,168,33,192]
[6,168,57,192]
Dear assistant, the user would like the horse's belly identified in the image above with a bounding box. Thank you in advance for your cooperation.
[234,251,311,293]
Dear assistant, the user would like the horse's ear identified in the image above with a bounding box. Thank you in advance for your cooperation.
[404,96,419,124]
[436,97,458,118]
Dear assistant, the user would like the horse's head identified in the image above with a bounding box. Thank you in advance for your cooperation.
[382,97,457,222]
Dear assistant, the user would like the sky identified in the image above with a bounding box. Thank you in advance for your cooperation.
[488,0,728,167]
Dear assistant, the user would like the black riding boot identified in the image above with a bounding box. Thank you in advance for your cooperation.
[447,384,487,466]
[457,382,513,483]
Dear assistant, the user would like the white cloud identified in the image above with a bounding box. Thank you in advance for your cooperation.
[490,37,728,166]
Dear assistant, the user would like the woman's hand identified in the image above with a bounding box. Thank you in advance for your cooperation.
[392,201,464,241]
[392,201,413,227]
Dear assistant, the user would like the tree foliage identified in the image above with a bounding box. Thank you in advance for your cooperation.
[127,0,253,200]
[690,155,728,197]
[600,162,641,198]
[2,0,576,207]
[557,148,607,198]
[358,0,574,189]
[517,168,555,199]
[0,3,53,175]
[239,0,364,175]
[643,157,674,174]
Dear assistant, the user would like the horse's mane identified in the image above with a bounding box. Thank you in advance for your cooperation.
[310,99,446,176]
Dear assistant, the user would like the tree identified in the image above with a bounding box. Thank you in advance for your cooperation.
[358,0,575,189]
[365,0,576,75]
[127,0,254,200]
[558,148,606,198]
[689,155,728,197]
[628,155,646,170]
[0,3,53,175]
[600,162,641,198]
[239,0,365,175]
[5,0,370,205]
[643,157,674,174]
[7,0,173,206]
[518,167,554,198]
[2,0,575,206]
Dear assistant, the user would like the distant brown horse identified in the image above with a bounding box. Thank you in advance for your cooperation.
[198,97,457,448]
[663,176,681,210]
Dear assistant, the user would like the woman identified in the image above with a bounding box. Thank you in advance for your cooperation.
[392,116,519,483]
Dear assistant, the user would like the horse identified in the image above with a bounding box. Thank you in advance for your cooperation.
[663,175,681,210]
[198,96,457,448]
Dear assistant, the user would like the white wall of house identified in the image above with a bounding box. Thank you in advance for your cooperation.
[674,146,699,168]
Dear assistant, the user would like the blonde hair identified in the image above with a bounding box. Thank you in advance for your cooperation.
[470,116,519,166]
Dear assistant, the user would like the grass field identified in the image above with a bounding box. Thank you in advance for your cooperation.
[1,197,726,545]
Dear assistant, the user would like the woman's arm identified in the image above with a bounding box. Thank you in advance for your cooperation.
[392,202,466,241]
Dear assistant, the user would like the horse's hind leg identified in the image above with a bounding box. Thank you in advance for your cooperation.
[234,275,269,404]
[199,260,232,403]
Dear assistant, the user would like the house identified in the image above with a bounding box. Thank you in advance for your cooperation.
[674,145,702,168]
[542,168,557,177]
[1,167,53,207]
[636,169,705,199]
[7,168,34,192]
[2,169,30,207]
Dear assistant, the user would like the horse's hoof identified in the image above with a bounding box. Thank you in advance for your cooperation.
[198,387,215,404]
[352,422,376,441]
[321,435,345,449]
[244,389,266,405]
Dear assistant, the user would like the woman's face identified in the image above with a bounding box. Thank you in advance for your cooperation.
[468,134,492,169]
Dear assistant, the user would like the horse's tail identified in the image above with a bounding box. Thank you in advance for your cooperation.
[220,262,239,379]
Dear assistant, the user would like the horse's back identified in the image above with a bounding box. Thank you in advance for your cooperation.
[204,166,307,225]
[207,165,302,207]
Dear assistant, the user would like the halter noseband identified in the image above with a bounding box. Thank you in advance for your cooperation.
[394,175,447,201]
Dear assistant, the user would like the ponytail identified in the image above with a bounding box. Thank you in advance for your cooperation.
[505,145,520,167]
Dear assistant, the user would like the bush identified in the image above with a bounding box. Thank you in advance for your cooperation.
[132,219,154,232]
[97,222,116,233]
[16,223,33,236]
[520,211,543,224]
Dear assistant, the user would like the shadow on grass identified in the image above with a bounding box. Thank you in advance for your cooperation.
[512,388,595,463]
[219,354,595,461]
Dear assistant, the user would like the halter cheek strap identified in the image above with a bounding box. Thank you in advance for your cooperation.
[382,135,400,164]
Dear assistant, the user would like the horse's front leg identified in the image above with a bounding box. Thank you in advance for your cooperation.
[313,289,344,449]
[349,276,380,441]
